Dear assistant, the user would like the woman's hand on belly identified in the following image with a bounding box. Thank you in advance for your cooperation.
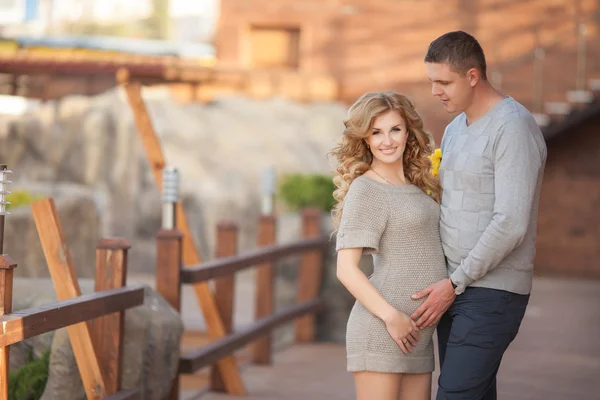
[381,309,420,354]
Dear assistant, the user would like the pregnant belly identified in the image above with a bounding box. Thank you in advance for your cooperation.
[371,265,447,316]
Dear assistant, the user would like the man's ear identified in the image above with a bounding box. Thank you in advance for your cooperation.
[466,67,480,87]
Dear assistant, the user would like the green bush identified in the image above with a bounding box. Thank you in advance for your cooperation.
[278,173,335,212]
[8,349,50,400]
[6,190,43,211]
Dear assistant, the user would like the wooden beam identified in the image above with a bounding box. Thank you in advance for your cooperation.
[121,81,246,395]
[176,203,203,280]
[296,209,324,342]
[93,238,131,395]
[0,255,17,400]
[0,286,144,348]
[155,229,183,400]
[120,82,166,191]
[0,58,165,78]
[156,229,183,313]
[31,198,107,399]
[179,298,324,374]
[253,215,276,365]
[211,222,238,392]
[181,236,328,284]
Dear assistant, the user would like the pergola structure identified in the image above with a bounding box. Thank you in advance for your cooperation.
[0,51,339,102]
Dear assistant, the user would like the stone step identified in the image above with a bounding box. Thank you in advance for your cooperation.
[532,113,551,127]
[544,101,572,117]
[566,90,594,104]
[589,79,600,92]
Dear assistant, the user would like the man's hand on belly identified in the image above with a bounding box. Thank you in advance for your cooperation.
[410,278,456,329]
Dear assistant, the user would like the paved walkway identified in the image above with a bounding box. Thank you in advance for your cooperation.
[156,276,600,400]
[492,277,600,400]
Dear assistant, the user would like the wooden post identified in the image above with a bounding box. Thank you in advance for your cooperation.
[92,238,130,395]
[252,215,276,364]
[156,229,183,400]
[295,208,323,342]
[120,80,245,394]
[156,230,183,312]
[31,198,107,399]
[210,222,238,392]
[0,255,16,400]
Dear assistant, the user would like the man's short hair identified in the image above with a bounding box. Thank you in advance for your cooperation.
[424,31,487,80]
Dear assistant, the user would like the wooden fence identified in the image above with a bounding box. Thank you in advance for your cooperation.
[155,208,328,398]
[0,198,145,399]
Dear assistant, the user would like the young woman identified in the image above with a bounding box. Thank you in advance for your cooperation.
[331,91,446,400]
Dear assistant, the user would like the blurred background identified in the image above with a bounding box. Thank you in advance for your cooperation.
[0,0,598,399]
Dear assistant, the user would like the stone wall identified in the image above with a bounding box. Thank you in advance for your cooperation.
[4,188,100,279]
[535,113,600,278]
[0,88,347,273]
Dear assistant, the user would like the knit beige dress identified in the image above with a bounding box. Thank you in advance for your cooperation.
[336,175,448,373]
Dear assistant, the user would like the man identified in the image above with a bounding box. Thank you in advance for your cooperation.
[410,31,547,399]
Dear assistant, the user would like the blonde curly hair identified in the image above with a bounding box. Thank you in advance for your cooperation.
[330,91,441,227]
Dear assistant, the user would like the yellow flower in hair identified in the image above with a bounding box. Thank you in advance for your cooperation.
[429,148,442,178]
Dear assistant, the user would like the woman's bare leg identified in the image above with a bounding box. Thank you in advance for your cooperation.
[353,371,403,400]
[398,372,432,400]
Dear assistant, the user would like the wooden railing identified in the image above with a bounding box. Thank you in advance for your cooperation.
[0,198,145,399]
[155,208,329,397]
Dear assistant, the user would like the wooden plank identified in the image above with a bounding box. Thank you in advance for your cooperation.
[31,198,107,399]
[121,82,166,191]
[122,81,246,395]
[0,286,144,348]
[155,229,183,400]
[253,215,276,365]
[180,236,328,284]
[0,255,16,400]
[93,238,130,395]
[211,222,238,391]
[180,298,324,374]
[176,202,202,267]
[295,209,324,342]
[103,389,141,400]
[156,229,183,312]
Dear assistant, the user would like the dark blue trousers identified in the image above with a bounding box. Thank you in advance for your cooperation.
[436,287,529,400]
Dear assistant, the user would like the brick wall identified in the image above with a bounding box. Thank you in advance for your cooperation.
[217,0,600,143]
[535,114,600,278]
[219,0,600,279]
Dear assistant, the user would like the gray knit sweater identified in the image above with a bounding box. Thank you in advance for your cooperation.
[336,175,447,372]
[439,96,547,295]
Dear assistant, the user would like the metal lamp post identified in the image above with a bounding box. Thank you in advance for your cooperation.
[162,166,180,230]
[0,165,13,253]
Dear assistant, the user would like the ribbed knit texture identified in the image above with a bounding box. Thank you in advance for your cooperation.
[336,175,447,373]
